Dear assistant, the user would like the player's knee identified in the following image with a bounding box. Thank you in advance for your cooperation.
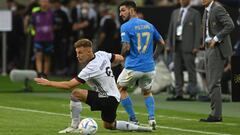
[142,90,152,97]
[117,85,129,99]
[71,88,78,95]
[104,125,113,130]
[71,88,88,102]
[118,85,127,92]
[71,88,81,99]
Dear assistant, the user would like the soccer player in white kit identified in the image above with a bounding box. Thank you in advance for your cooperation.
[34,39,152,133]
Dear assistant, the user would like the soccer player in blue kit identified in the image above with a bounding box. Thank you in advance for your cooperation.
[117,0,165,130]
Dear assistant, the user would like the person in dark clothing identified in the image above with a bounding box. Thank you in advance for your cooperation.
[71,1,97,41]
[98,8,119,53]
[22,0,39,69]
[31,0,55,77]
[6,0,26,71]
[69,1,97,75]
[52,0,71,76]
[166,0,201,100]
[200,0,235,122]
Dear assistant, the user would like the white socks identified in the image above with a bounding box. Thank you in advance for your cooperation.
[70,100,82,128]
[115,121,138,131]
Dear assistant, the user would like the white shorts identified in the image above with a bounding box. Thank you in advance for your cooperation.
[117,68,155,90]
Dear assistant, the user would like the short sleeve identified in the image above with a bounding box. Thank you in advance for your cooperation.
[77,70,90,82]
[98,51,112,60]
[75,76,86,83]
[120,24,130,43]
[77,65,98,82]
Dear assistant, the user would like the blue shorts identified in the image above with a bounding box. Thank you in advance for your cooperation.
[34,41,54,54]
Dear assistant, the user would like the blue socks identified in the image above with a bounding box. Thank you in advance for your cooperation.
[121,96,155,120]
[145,96,155,119]
[121,96,136,120]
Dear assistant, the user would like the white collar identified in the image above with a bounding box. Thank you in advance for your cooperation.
[180,5,191,12]
[205,1,214,12]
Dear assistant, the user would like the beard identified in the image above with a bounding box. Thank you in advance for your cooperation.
[120,13,131,24]
[125,12,131,21]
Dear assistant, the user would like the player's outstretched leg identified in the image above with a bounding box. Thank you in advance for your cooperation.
[121,96,139,124]
[58,98,82,133]
[115,121,152,132]
[144,94,156,130]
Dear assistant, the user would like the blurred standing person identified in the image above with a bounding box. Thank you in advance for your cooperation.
[71,0,97,41]
[6,0,26,71]
[60,0,72,23]
[166,0,201,100]
[31,0,54,77]
[98,7,118,53]
[70,0,97,75]
[23,0,39,69]
[69,0,80,38]
[200,0,234,122]
[118,1,165,129]
[52,0,71,76]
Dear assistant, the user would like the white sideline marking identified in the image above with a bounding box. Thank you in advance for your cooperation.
[0,105,231,135]
[64,105,237,126]
[118,111,238,126]
[156,126,231,135]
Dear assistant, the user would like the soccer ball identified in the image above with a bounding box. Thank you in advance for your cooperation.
[78,118,98,135]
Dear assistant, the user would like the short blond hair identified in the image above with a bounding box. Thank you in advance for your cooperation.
[74,39,92,48]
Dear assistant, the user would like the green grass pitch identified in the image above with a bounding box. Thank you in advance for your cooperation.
[0,76,239,135]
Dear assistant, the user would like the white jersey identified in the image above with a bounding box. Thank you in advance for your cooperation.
[76,51,120,102]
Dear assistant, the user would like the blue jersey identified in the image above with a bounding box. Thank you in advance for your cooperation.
[120,18,162,72]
